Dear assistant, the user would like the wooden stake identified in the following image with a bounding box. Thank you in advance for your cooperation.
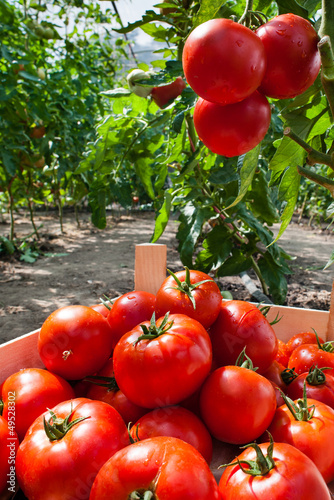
[134,243,167,295]
[328,280,334,341]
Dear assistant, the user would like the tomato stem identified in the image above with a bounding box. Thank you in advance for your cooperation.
[283,127,334,170]
[43,406,90,442]
[238,0,254,27]
[84,375,119,392]
[166,266,214,310]
[318,36,334,127]
[306,365,331,386]
[279,383,315,421]
[134,312,174,345]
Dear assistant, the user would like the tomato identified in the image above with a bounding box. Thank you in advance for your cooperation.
[90,302,111,317]
[219,439,331,499]
[288,341,334,376]
[113,313,212,408]
[85,357,148,425]
[266,396,334,483]
[0,416,19,495]
[256,13,321,99]
[90,436,220,499]
[199,365,276,444]
[275,338,290,366]
[130,405,213,464]
[16,398,130,500]
[262,360,287,391]
[38,305,114,380]
[193,91,271,158]
[1,367,75,441]
[182,18,266,105]
[151,77,186,108]
[286,331,325,357]
[107,290,156,350]
[155,267,222,329]
[285,366,334,410]
[209,300,278,374]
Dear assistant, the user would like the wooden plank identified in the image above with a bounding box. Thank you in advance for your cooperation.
[328,281,334,341]
[134,243,167,295]
[0,329,44,381]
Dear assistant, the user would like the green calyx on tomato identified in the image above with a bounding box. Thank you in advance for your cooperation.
[220,433,276,476]
[280,383,315,422]
[0,399,3,416]
[167,266,214,310]
[129,490,155,500]
[84,375,119,392]
[313,328,334,353]
[134,312,173,345]
[281,367,298,385]
[306,365,331,386]
[43,406,90,442]
[258,304,282,326]
[235,347,258,372]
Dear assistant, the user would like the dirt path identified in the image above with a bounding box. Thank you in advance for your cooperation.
[0,210,333,344]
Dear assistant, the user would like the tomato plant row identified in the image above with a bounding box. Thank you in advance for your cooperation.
[0,268,333,499]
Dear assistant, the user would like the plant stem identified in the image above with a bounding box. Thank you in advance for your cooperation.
[283,127,334,169]
[250,255,269,295]
[318,36,334,122]
[8,190,15,242]
[27,198,40,239]
[319,0,334,48]
[238,0,254,26]
[297,165,334,197]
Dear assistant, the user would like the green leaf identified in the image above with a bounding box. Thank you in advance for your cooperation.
[113,11,162,34]
[177,203,213,267]
[269,136,305,185]
[274,166,301,243]
[276,0,309,18]
[1,151,17,176]
[18,71,41,82]
[135,157,155,200]
[248,168,279,225]
[195,224,233,272]
[194,0,227,27]
[324,251,334,270]
[227,144,261,209]
[217,248,253,277]
[258,253,288,304]
[151,191,172,243]
[0,235,15,255]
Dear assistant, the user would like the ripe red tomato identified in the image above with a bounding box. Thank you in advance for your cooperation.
[182,18,266,105]
[15,398,130,500]
[130,405,213,464]
[219,440,331,499]
[262,360,287,391]
[193,91,271,158]
[288,341,334,376]
[209,300,278,374]
[1,367,75,441]
[90,302,110,317]
[38,305,114,380]
[0,416,19,495]
[90,436,221,499]
[286,331,325,357]
[107,290,156,350]
[151,76,186,108]
[113,313,212,408]
[256,13,321,99]
[155,268,222,329]
[266,397,334,483]
[199,365,276,444]
[275,338,290,366]
[285,366,334,410]
[85,357,148,425]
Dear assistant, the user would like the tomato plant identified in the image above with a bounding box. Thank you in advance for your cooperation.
[107,290,156,350]
[256,13,321,99]
[38,305,114,380]
[199,361,276,444]
[1,367,75,441]
[90,436,220,499]
[209,300,278,374]
[266,390,334,483]
[155,267,222,329]
[193,91,271,157]
[130,405,213,464]
[85,357,148,426]
[182,18,266,105]
[113,312,212,408]
[219,436,331,499]
[16,398,130,500]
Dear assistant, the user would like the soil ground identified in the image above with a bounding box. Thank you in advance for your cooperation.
[0,209,333,344]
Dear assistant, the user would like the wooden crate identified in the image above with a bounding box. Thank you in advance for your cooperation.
[1,243,334,496]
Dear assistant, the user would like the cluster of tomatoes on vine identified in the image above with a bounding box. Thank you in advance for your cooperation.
[1,267,334,499]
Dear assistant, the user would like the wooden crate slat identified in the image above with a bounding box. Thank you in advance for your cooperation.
[0,329,44,381]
